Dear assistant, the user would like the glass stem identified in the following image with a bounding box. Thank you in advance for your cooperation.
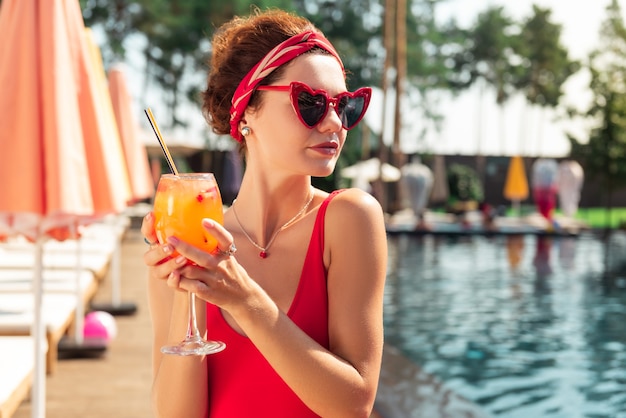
[187,292,202,340]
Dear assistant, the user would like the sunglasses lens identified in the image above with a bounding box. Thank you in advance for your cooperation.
[338,96,366,129]
[289,83,370,130]
[297,91,327,127]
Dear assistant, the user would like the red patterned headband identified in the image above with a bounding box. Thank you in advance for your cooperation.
[229,31,344,142]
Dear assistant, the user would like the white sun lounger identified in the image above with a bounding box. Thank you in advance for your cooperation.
[0,242,113,281]
[0,269,97,374]
[0,336,45,418]
[0,217,127,375]
[0,269,96,294]
[0,216,129,281]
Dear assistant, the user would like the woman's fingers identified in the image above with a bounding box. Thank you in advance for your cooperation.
[164,236,207,268]
[143,217,240,298]
[143,242,174,266]
[164,219,236,266]
[142,211,223,294]
[143,248,185,283]
[141,212,159,246]
[202,218,237,257]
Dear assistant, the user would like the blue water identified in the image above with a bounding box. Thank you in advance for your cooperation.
[384,232,626,418]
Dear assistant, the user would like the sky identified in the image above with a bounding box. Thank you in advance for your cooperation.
[124,0,618,157]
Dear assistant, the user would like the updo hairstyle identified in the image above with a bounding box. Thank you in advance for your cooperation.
[202,9,317,139]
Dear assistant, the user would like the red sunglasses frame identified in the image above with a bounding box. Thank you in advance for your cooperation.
[257,81,372,130]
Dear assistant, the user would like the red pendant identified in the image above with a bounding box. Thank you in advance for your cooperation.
[259,251,268,258]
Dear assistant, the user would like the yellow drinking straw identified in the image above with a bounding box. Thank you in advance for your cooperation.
[144,108,179,175]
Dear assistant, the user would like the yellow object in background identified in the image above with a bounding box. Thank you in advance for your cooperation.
[504,156,529,202]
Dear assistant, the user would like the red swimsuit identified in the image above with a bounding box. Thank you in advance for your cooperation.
[205,190,343,417]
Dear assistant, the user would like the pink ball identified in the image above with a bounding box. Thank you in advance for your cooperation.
[83,311,118,342]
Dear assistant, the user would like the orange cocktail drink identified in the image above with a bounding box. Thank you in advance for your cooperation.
[153,173,223,253]
[152,173,226,355]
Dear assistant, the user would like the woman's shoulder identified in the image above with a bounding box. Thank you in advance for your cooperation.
[322,188,387,273]
[327,187,382,209]
[325,188,385,228]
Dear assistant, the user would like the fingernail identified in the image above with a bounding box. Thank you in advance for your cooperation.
[167,236,180,245]
[145,212,153,221]
[162,245,173,254]
[202,219,214,228]
[175,255,186,264]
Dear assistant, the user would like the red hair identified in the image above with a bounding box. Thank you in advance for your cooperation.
[202,9,319,140]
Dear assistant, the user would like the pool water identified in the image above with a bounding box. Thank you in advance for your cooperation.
[384,232,626,418]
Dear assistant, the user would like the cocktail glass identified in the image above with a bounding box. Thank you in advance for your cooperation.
[153,173,226,355]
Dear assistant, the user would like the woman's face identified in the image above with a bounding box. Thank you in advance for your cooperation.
[243,54,349,178]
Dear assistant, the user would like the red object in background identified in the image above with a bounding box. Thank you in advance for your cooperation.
[533,186,557,221]
[533,235,553,276]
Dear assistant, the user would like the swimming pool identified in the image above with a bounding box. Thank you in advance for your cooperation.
[384,231,626,418]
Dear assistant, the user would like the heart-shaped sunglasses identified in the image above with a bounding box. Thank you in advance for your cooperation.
[257,81,372,130]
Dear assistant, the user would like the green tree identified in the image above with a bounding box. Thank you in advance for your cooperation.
[293,0,382,89]
[514,5,580,155]
[447,6,522,104]
[402,0,458,148]
[79,0,293,129]
[444,6,522,182]
[569,0,626,223]
[446,163,484,204]
[516,5,579,108]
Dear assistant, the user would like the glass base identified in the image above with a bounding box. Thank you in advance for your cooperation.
[161,337,226,356]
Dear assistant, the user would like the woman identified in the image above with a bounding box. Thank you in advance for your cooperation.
[142,8,387,418]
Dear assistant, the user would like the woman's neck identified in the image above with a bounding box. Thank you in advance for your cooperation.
[229,174,314,245]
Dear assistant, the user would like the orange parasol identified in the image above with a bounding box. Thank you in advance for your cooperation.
[0,1,130,415]
[503,155,529,214]
[82,27,132,211]
[0,0,94,239]
[107,63,154,202]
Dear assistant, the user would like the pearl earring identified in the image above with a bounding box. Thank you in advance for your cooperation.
[241,126,251,137]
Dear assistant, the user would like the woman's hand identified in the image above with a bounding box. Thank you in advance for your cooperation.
[141,212,187,287]
[159,218,260,314]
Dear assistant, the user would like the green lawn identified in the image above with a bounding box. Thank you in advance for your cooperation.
[437,204,626,229]
[502,206,626,229]
[572,207,626,229]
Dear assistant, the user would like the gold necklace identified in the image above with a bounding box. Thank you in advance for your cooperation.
[231,189,315,258]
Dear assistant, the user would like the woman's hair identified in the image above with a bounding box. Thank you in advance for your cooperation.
[202,9,318,140]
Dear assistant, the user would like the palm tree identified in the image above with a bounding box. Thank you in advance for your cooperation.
[515,5,579,155]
